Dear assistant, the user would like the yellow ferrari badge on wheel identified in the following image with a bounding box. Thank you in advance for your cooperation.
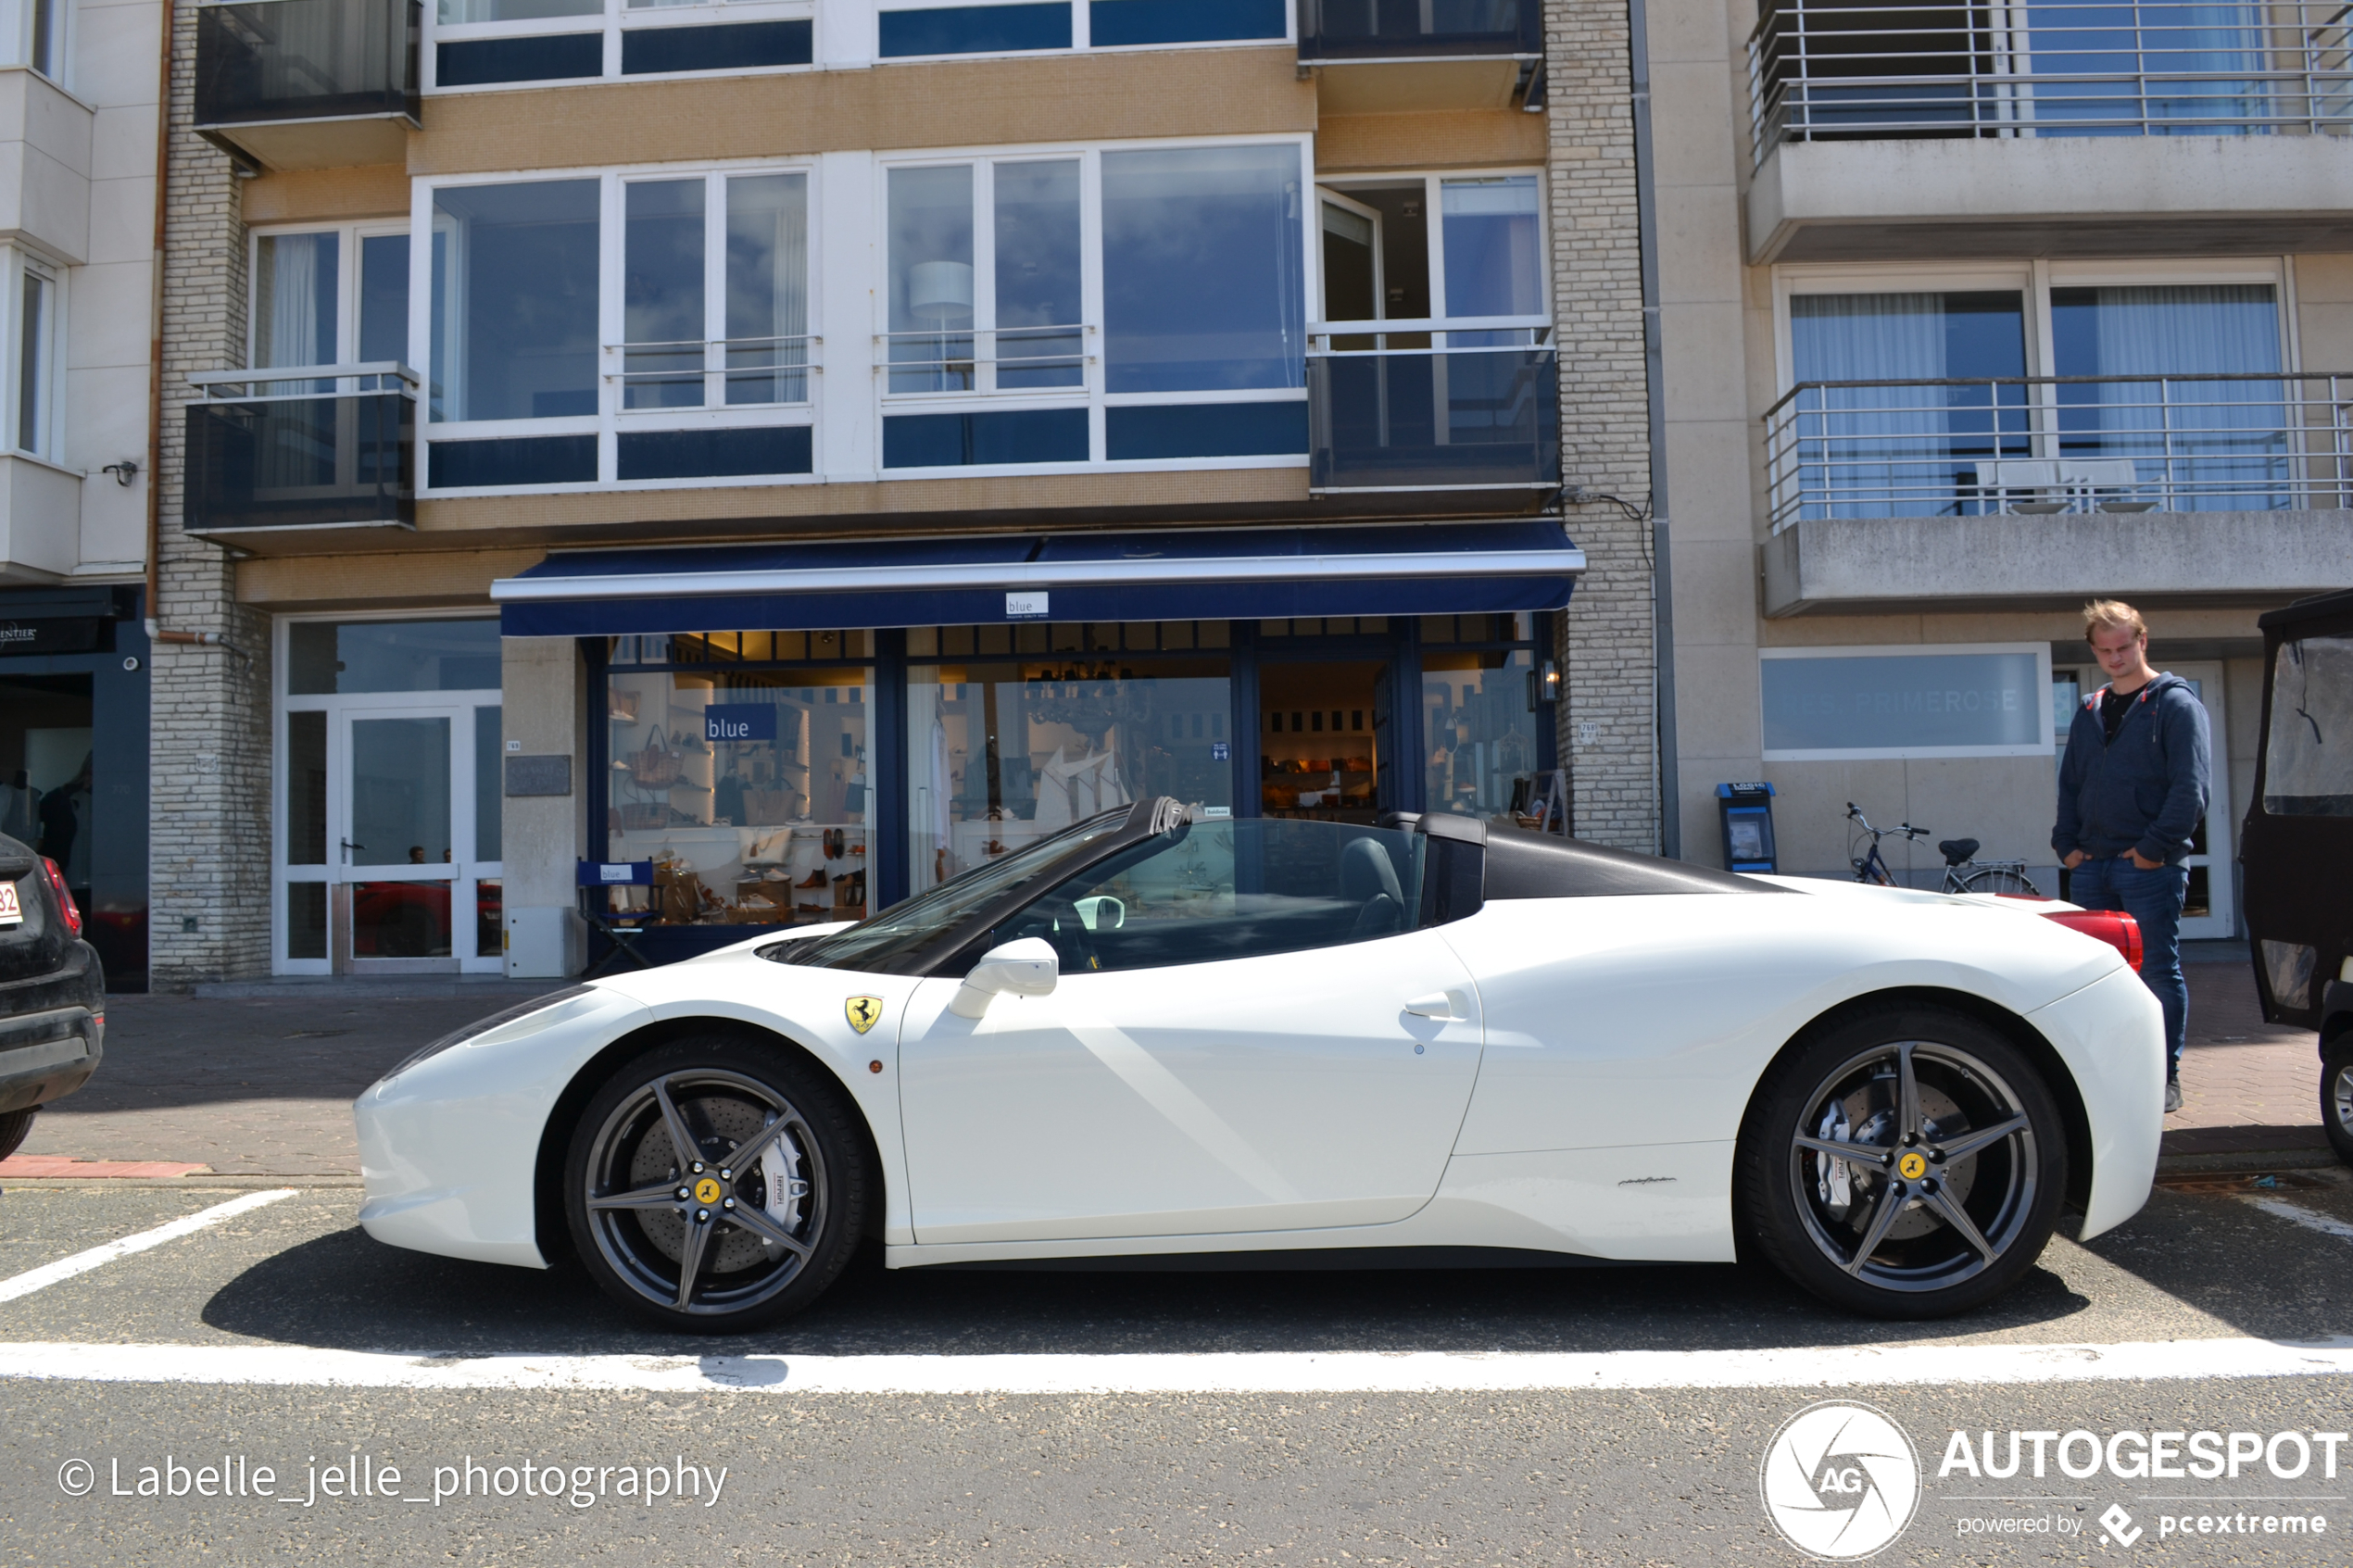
[846,996,884,1035]
[1896,1150,1929,1182]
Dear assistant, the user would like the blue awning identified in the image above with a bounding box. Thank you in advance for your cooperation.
[492,521,1584,637]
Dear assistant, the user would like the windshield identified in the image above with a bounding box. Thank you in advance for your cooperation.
[766,808,1133,972]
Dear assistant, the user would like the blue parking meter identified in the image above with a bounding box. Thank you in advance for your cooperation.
[1716,782,1778,872]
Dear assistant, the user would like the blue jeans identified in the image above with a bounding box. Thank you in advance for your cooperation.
[2070,856,2190,1077]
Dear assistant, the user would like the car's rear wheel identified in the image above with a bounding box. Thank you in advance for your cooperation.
[2322,1040,2353,1167]
[0,1106,33,1160]
[563,1034,868,1333]
[1740,1006,2067,1319]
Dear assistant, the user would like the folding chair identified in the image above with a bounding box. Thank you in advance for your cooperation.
[577,859,656,977]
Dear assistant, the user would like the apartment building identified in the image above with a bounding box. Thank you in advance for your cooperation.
[0,0,159,990]
[157,0,1654,984]
[1637,0,2353,934]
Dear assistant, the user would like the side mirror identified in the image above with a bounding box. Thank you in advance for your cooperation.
[948,937,1060,1019]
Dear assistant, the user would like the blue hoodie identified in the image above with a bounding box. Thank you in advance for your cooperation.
[2051,672,2211,866]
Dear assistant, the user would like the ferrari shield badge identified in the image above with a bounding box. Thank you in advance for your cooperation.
[845,996,885,1035]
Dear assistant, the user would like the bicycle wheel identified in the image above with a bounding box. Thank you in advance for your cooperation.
[1958,866,2041,897]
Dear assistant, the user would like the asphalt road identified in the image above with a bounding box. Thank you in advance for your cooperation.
[5,1169,2352,1565]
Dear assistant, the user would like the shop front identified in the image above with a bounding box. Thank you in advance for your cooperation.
[496,522,1580,966]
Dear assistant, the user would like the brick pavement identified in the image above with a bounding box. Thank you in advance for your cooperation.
[0,964,2328,1180]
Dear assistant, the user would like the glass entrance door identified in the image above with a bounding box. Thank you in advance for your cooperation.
[340,710,460,971]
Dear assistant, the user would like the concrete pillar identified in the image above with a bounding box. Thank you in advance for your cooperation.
[500,635,586,976]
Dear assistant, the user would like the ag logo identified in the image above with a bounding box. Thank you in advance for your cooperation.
[845,996,884,1035]
[1759,1400,1920,1560]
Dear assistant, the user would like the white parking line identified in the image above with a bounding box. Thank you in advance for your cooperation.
[0,1190,297,1305]
[2246,1196,2353,1246]
[0,1336,2347,1395]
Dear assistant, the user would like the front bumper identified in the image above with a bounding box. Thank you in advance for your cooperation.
[2027,964,2166,1241]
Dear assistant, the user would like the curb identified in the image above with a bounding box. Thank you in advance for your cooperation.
[2155,1148,2344,1176]
[0,1176,362,1190]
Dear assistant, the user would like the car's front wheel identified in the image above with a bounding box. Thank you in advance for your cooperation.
[0,1106,33,1161]
[1740,1006,2067,1319]
[563,1034,868,1333]
[2322,1039,2353,1167]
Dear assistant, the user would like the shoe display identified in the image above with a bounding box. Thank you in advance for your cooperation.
[2164,1079,2184,1113]
[797,869,827,889]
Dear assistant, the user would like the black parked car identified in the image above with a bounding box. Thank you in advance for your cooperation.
[0,830,104,1160]
[2240,587,2353,1164]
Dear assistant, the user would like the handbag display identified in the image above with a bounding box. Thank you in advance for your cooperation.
[627,724,683,789]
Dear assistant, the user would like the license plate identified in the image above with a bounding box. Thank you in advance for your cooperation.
[0,883,19,926]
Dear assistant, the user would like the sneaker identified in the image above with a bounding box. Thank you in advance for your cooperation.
[2165,1079,2184,1113]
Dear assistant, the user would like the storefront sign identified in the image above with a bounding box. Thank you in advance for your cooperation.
[705,705,777,744]
[0,618,103,656]
[504,755,573,797]
[1006,591,1050,619]
[1761,646,2051,759]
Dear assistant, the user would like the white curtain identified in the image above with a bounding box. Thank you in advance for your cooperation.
[256,232,334,371]
[2061,284,2285,508]
[727,174,808,403]
[1791,294,1955,519]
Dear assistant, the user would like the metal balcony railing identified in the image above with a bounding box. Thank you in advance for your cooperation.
[1297,0,1542,61]
[195,0,421,134]
[1306,317,1559,493]
[184,364,416,533]
[877,325,1094,395]
[1748,0,2353,157]
[606,334,820,409]
[1761,370,2353,528]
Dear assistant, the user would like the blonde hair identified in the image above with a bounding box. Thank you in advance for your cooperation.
[2082,599,2147,645]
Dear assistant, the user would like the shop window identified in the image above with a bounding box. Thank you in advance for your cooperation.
[907,637,1233,895]
[1423,647,1537,819]
[0,671,91,886]
[605,662,872,929]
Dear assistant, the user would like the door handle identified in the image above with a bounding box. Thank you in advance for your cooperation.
[1403,990,1469,1021]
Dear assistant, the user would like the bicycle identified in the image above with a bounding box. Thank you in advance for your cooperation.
[1846,803,2043,897]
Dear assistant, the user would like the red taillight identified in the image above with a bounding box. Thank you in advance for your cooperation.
[2043,908,2141,972]
[41,857,80,937]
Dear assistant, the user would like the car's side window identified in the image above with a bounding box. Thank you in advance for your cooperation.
[986,819,1424,973]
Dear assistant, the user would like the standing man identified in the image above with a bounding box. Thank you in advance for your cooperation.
[2053,600,2210,1113]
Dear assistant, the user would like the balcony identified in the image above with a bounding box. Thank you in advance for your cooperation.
[1744,0,2353,260]
[1298,0,1545,114]
[195,0,421,172]
[1759,370,2353,613]
[1306,319,1559,495]
[183,365,416,542]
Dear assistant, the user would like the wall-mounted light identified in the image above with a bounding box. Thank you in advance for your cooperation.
[100,460,139,486]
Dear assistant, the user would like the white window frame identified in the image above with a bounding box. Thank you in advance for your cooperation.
[6,246,60,463]
[0,0,70,84]
[871,132,1315,480]
[1312,167,1553,329]
[246,220,415,373]
[425,0,817,93]
[1758,642,2057,762]
[271,611,508,977]
[415,159,821,495]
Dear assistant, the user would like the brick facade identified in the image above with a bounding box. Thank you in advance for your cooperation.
[1545,0,1661,852]
[150,4,271,988]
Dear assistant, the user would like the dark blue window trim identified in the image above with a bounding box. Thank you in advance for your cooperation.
[1088,0,1284,46]
[428,434,598,489]
[436,33,602,88]
[622,19,813,75]
[882,408,1090,469]
[1106,401,1306,460]
[878,3,1071,57]
[616,426,813,482]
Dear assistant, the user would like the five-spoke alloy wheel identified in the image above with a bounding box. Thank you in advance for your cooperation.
[2322,1040,2353,1167]
[1741,1007,2067,1319]
[564,1035,867,1332]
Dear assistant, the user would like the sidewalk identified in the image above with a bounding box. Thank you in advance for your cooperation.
[0,960,2327,1179]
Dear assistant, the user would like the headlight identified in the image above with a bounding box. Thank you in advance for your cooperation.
[382,985,594,1081]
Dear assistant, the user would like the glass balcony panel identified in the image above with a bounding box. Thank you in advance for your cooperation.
[185,390,415,533]
[195,0,421,130]
[1299,0,1540,60]
[1308,346,1560,491]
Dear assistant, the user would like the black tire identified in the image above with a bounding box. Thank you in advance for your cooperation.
[0,1106,33,1161]
[1738,1005,2068,1320]
[2322,1040,2353,1168]
[562,1033,869,1333]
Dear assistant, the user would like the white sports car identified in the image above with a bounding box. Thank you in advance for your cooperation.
[355,800,2162,1330]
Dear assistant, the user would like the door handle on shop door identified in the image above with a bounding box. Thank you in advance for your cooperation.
[1403,991,1469,1021]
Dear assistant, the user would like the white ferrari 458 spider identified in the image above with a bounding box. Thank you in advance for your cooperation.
[355,800,2162,1330]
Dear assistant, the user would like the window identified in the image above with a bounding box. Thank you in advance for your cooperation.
[905,621,1234,894]
[431,0,813,89]
[12,257,53,458]
[2264,635,2353,816]
[876,0,1287,57]
[250,223,413,378]
[879,3,1072,56]
[1773,264,2295,523]
[603,631,872,929]
[8,0,65,82]
[1759,645,2055,759]
[425,169,815,489]
[986,817,1425,973]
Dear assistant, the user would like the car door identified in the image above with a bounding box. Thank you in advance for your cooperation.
[897,817,1485,1244]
